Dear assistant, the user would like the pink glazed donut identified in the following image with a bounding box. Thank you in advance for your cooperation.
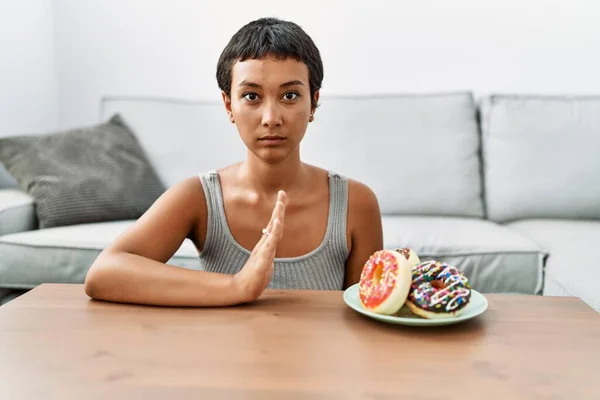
[358,250,413,315]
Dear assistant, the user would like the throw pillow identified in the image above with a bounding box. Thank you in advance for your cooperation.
[0,114,166,228]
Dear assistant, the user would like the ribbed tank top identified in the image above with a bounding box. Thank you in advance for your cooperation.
[198,170,349,290]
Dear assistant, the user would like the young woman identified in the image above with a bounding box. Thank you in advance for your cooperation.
[84,17,383,306]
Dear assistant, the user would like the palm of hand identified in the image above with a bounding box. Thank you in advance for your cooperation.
[232,190,287,303]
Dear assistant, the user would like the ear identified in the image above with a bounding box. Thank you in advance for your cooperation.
[309,90,320,122]
[222,91,234,123]
[312,90,320,115]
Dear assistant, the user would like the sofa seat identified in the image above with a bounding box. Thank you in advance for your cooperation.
[507,219,600,312]
[0,189,36,236]
[0,221,201,289]
[2,214,548,296]
[382,216,547,294]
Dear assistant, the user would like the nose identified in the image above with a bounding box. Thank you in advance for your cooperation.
[261,101,283,128]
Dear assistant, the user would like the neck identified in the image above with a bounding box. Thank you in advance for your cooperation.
[239,149,307,196]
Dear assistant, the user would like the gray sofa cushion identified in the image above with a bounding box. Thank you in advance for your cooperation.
[302,93,484,217]
[481,95,600,222]
[382,216,546,294]
[507,219,600,312]
[0,115,166,229]
[0,220,201,289]
[0,189,37,236]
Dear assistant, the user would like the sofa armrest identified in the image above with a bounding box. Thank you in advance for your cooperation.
[0,189,37,236]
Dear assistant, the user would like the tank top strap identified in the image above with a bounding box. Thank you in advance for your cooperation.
[327,171,350,260]
[198,170,223,258]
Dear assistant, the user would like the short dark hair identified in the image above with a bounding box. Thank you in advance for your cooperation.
[216,17,323,109]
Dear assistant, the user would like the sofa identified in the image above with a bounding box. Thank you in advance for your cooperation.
[1,92,598,311]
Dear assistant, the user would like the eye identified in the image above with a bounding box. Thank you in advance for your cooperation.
[243,92,260,102]
[282,92,300,101]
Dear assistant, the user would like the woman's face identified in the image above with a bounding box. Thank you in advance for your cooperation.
[223,56,318,163]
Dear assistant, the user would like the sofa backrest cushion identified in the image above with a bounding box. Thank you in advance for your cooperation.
[481,95,600,222]
[101,93,484,217]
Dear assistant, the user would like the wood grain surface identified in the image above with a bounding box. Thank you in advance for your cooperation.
[1,284,599,399]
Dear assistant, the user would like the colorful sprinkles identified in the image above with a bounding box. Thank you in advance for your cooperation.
[408,261,471,313]
[359,250,401,309]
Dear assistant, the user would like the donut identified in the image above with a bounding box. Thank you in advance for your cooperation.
[359,250,413,315]
[406,260,472,319]
[395,247,421,267]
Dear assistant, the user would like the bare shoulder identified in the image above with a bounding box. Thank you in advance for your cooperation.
[342,177,383,288]
[302,165,380,219]
[120,175,207,230]
[152,175,208,237]
[346,177,382,241]
[172,175,206,200]
[347,178,380,216]
[105,175,208,260]
[153,175,206,218]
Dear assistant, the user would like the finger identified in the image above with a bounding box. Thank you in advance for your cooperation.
[267,192,286,236]
[252,194,286,255]
[258,218,283,261]
[278,190,287,204]
[277,196,286,225]
[271,190,287,224]
[263,193,285,236]
[256,194,286,247]
[267,198,284,231]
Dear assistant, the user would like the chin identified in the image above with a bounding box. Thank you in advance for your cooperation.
[253,147,294,164]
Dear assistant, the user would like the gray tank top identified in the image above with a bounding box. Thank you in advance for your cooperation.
[198,170,349,290]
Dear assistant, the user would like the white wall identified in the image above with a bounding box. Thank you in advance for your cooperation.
[0,0,58,135]
[22,0,600,130]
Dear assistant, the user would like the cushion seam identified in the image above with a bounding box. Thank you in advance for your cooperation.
[0,203,35,215]
[0,240,198,258]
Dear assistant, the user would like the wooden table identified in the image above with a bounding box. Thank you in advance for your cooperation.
[1,284,599,399]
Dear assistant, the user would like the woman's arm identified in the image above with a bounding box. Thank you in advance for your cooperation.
[85,177,287,307]
[343,180,384,289]
[84,177,242,306]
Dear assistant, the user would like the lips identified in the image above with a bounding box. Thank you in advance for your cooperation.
[259,135,285,141]
[258,135,286,146]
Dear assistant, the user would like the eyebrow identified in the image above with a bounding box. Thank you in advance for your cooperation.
[237,80,305,88]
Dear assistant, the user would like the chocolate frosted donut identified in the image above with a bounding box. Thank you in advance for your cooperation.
[406,260,472,319]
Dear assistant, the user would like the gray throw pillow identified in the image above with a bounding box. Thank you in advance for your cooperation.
[0,114,166,229]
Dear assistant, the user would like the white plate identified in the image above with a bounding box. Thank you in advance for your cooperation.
[343,283,488,327]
